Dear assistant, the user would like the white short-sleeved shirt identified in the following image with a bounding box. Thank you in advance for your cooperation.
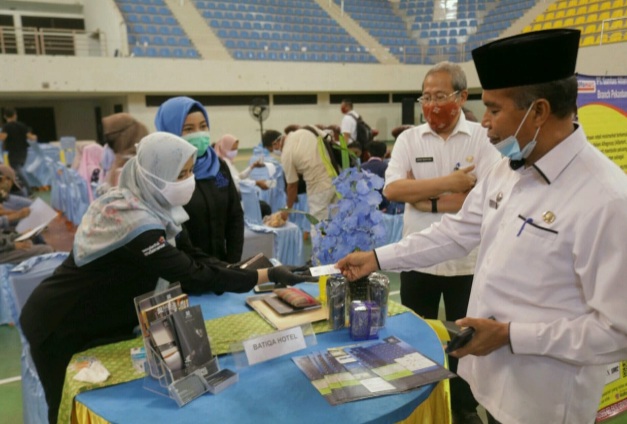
[384,113,500,275]
[340,111,359,142]
[280,127,333,195]
[377,125,627,424]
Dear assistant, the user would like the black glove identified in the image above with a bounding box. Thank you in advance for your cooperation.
[267,265,318,287]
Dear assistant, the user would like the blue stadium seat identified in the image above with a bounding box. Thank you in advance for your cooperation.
[179,37,190,46]
[132,24,145,33]
[147,6,157,14]
[158,6,170,15]
[146,25,158,34]
[186,49,199,58]
[159,47,171,57]
[132,46,144,56]
[173,47,184,57]
[172,27,183,35]
[166,36,177,46]
[165,16,176,25]
[146,47,158,56]
[153,35,164,45]
[159,26,170,35]
[234,50,244,59]
[225,39,235,49]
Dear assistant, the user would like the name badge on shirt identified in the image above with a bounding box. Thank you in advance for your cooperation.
[415,157,434,163]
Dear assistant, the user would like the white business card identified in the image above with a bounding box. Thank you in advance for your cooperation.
[309,264,341,277]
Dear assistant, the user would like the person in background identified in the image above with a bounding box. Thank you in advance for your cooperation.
[0,107,37,195]
[279,126,336,227]
[339,98,360,144]
[361,141,392,213]
[245,129,287,214]
[339,29,627,424]
[20,132,315,424]
[155,96,244,263]
[76,143,104,202]
[214,133,272,217]
[383,61,501,424]
[99,112,149,191]
[0,164,31,230]
[462,106,479,123]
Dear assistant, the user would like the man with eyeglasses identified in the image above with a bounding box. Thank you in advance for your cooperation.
[383,61,501,424]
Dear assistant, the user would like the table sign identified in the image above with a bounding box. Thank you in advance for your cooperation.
[231,323,318,368]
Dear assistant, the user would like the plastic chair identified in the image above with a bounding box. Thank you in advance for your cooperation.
[239,180,263,225]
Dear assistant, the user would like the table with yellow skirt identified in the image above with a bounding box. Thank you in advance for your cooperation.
[59,283,452,424]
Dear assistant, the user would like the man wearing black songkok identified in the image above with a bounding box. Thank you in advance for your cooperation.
[338,29,627,424]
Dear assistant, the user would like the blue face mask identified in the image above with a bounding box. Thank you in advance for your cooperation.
[494,103,540,161]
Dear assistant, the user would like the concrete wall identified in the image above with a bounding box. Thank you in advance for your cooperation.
[0,0,625,147]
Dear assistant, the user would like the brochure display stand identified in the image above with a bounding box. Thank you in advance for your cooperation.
[134,284,236,407]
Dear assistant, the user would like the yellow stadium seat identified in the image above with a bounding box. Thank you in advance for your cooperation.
[623,31,627,41]
[557,0,568,9]
[568,0,578,7]
[564,17,575,25]
[556,10,566,18]
[586,12,599,22]
[554,18,565,27]
[575,15,586,24]
[543,21,554,29]
[608,32,622,42]
[611,0,624,7]
[609,19,624,29]
[536,14,546,22]
[599,11,611,20]
[522,25,532,32]
[547,3,558,11]
[532,23,543,31]
[584,23,598,33]
[588,3,599,13]
[611,9,624,18]
[546,11,556,20]
[581,34,596,45]
[600,1,612,10]
[576,6,588,15]
[565,8,576,16]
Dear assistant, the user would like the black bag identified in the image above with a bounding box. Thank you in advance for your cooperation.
[348,113,374,149]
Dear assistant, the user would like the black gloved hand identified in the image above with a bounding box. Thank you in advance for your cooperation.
[267,265,318,287]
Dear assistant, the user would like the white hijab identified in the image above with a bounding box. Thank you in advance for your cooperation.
[73,132,197,266]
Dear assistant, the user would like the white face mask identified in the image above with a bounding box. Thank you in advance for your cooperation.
[138,165,196,207]
[226,149,238,159]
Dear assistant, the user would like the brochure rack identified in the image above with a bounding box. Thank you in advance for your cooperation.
[134,284,234,407]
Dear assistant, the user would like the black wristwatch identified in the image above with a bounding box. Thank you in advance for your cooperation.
[430,197,439,213]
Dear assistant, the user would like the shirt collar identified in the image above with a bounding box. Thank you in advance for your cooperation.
[367,157,383,162]
[526,124,587,185]
[419,111,471,139]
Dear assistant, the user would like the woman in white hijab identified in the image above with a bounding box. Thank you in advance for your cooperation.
[20,132,315,424]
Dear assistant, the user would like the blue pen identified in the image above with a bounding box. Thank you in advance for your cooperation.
[454,162,461,171]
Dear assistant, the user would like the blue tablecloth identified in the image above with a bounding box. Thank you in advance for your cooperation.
[74,284,445,424]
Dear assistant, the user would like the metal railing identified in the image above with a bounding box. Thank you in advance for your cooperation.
[0,26,108,57]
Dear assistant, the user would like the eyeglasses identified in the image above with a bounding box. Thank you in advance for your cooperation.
[417,91,459,105]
